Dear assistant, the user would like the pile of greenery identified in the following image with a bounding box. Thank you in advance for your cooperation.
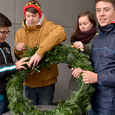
[6,44,95,115]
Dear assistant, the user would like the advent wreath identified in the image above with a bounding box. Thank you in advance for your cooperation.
[6,44,95,115]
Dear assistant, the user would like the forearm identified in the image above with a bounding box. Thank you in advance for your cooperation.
[0,63,16,78]
[37,25,67,57]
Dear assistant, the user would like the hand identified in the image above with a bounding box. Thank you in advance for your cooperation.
[74,41,84,49]
[82,71,97,84]
[71,67,83,78]
[15,57,28,70]
[16,42,26,52]
[29,53,42,68]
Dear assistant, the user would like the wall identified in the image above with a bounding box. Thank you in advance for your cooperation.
[0,0,96,102]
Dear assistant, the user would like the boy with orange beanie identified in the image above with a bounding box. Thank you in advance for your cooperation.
[14,0,67,105]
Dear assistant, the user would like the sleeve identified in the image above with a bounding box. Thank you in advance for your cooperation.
[82,33,98,55]
[0,62,16,79]
[36,21,67,57]
[14,31,23,60]
[82,39,93,55]
[97,71,115,88]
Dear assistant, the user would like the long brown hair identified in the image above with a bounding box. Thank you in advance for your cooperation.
[70,11,96,44]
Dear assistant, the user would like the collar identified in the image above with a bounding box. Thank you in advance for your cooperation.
[111,20,115,24]
[99,23,115,35]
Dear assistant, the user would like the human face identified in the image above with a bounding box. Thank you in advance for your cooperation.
[25,11,40,26]
[78,16,93,32]
[0,27,9,43]
[96,1,115,27]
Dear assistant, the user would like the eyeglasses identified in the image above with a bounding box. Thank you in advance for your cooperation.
[0,30,10,36]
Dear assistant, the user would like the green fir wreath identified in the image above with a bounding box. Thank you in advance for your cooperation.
[6,44,95,115]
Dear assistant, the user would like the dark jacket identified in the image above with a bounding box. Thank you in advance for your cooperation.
[0,42,16,94]
[91,23,115,114]
[80,38,94,55]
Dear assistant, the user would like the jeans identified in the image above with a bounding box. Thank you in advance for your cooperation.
[0,99,9,115]
[24,84,55,105]
[88,108,115,115]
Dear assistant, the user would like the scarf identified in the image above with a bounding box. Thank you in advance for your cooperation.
[75,26,97,44]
